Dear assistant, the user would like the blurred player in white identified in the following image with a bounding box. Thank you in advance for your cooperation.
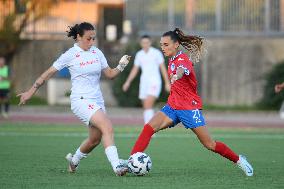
[17,22,130,176]
[122,35,170,124]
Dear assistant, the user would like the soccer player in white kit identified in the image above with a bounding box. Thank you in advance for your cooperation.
[17,22,130,176]
[122,35,170,124]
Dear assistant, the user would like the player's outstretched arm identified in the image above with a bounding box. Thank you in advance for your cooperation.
[17,66,57,105]
[103,55,131,80]
[122,65,139,92]
[275,82,284,93]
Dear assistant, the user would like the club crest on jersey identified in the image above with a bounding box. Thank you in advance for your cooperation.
[178,65,190,75]
[170,63,175,71]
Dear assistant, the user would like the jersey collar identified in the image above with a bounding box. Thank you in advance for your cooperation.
[74,43,86,52]
[170,50,183,61]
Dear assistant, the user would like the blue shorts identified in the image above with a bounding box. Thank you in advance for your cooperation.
[160,104,206,129]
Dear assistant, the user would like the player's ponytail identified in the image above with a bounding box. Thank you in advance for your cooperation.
[163,28,205,63]
[66,22,95,40]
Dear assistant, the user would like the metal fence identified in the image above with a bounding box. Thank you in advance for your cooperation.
[125,0,284,36]
[1,0,284,38]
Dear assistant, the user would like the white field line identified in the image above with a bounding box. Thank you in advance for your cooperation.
[0,132,284,139]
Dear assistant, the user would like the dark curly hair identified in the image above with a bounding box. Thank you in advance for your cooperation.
[66,22,95,40]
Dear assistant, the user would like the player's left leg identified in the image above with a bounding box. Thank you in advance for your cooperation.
[192,126,253,176]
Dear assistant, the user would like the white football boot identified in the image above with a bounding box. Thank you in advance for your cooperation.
[65,153,79,173]
[237,155,253,176]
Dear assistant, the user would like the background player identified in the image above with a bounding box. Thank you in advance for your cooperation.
[122,35,170,124]
[17,22,130,176]
[129,28,254,177]
[0,56,11,119]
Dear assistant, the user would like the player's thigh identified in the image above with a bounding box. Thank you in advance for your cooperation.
[148,111,173,132]
[142,95,157,109]
[89,109,113,134]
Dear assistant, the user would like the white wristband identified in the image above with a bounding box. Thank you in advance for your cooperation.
[116,64,124,72]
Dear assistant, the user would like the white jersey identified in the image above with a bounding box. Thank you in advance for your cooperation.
[134,47,164,84]
[52,43,108,101]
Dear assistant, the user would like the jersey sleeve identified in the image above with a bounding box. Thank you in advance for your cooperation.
[97,49,109,70]
[133,52,141,67]
[176,55,192,76]
[52,50,73,71]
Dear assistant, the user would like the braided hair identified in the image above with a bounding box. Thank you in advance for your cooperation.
[66,22,95,40]
[162,28,204,64]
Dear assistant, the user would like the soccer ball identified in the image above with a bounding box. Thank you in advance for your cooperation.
[128,152,152,176]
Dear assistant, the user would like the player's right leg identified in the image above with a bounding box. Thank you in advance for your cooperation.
[66,126,102,173]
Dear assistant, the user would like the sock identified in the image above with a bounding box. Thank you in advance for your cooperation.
[213,141,239,163]
[143,109,154,124]
[131,124,155,155]
[105,146,120,169]
[72,148,88,165]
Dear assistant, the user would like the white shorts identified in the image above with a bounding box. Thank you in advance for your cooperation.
[139,81,162,100]
[71,98,106,126]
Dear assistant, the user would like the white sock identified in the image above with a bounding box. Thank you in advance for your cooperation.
[143,109,154,124]
[72,148,88,165]
[105,146,120,169]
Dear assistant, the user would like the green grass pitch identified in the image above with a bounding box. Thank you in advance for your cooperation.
[0,123,284,189]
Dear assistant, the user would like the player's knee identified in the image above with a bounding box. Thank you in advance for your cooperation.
[202,141,216,151]
[103,124,114,135]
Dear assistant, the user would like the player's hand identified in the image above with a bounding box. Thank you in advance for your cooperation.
[275,84,283,93]
[17,91,33,105]
[170,74,178,84]
[122,82,130,92]
[117,55,131,72]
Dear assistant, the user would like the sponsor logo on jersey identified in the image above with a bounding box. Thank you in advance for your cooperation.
[75,54,80,58]
[178,58,184,61]
[91,50,96,54]
[80,58,99,67]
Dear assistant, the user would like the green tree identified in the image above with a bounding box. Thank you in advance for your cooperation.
[0,0,57,60]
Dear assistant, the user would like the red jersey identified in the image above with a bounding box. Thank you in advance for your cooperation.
[167,51,202,110]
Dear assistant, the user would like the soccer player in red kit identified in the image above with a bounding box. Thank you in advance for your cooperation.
[129,28,254,176]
